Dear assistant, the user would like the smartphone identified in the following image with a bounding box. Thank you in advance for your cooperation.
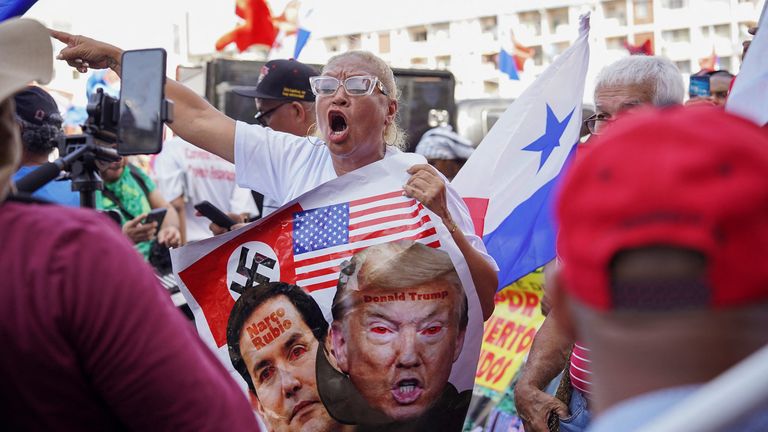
[194,200,236,230]
[118,48,167,155]
[142,207,167,233]
[689,75,710,98]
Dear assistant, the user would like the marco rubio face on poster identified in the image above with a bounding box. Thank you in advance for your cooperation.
[475,270,546,392]
[171,153,488,431]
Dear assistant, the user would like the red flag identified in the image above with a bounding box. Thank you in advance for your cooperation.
[215,0,278,52]
[512,37,534,71]
[624,39,653,56]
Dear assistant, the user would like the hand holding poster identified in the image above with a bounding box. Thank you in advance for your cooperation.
[172,152,488,431]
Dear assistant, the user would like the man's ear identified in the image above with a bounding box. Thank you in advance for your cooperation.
[330,322,349,372]
[291,101,304,121]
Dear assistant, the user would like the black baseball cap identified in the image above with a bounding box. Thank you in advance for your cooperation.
[14,86,62,126]
[234,59,318,102]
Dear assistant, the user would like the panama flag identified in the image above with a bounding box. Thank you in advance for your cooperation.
[452,13,591,290]
[726,5,768,126]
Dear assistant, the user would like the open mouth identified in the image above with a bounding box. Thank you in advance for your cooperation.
[391,378,424,405]
[328,111,349,142]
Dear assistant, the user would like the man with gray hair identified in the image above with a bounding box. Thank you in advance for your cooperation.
[514,55,684,432]
[318,240,471,431]
[583,55,684,136]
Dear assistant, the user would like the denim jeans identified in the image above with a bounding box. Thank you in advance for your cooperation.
[559,388,592,432]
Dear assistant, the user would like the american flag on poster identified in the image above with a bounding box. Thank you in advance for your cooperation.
[293,191,440,291]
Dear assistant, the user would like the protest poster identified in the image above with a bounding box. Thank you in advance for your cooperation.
[171,151,486,431]
[475,269,545,393]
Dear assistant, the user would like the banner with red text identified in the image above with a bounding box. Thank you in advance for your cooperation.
[475,269,545,392]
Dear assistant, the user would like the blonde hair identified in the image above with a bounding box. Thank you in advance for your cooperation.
[331,241,467,329]
[324,51,406,149]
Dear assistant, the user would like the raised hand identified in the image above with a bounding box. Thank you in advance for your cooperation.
[50,29,123,74]
[403,164,453,227]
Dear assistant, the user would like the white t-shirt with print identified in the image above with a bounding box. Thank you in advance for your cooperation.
[233,121,499,270]
[154,136,258,242]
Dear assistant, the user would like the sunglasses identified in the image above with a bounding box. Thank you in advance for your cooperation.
[309,75,388,97]
[254,102,289,127]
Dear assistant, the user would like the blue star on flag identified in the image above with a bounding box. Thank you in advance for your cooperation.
[523,104,575,171]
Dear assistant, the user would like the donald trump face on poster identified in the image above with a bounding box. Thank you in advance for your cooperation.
[327,241,468,422]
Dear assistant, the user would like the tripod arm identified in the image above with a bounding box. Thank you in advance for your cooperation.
[14,144,120,194]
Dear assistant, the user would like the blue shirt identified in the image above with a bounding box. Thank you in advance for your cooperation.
[13,165,80,207]
[589,385,768,432]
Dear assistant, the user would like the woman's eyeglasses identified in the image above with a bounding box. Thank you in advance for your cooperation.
[309,75,388,97]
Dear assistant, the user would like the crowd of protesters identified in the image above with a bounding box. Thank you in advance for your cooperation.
[0,8,765,432]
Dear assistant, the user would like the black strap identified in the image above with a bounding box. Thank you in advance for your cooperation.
[127,164,151,197]
[103,164,150,221]
[6,193,52,205]
[101,187,137,221]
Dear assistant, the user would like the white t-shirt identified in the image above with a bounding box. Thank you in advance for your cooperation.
[154,136,258,242]
[234,121,498,270]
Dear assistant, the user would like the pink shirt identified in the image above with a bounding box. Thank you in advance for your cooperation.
[570,342,592,395]
[0,200,259,431]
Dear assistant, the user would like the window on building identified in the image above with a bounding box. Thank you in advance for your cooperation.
[714,24,731,39]
[738,22,756,39]
[347,34,361,50]
[483,80,499,95]
[433,22,450,39]
[547,7,570,32]
[532,45,543,66]
[436,55,451,69]
[701,26,711,38]
[661,0,687,8]
[481,53,497,65]
[662,28,691,43]
[411,57,428,66]
[480,16,498,34]
[718,56,732,71]
[325,38,340,53]
[634,32,655,51]
[603,0,627,26]
[379,32,390,53]
[633,0,654,24]
[674,60,691,74]
[409,27,428,42]
[606,36,628,50]
[518,11,542,36]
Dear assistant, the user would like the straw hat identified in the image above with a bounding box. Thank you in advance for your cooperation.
[0,18,53,103]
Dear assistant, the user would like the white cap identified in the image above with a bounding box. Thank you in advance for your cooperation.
[0,19,53,103]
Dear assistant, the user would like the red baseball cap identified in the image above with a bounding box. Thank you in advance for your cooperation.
[557,106,768,310]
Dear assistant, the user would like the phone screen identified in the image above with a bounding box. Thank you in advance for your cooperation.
[118,49,166,155]
[689,75,710,98]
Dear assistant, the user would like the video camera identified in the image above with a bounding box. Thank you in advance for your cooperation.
[16,48,174,207]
